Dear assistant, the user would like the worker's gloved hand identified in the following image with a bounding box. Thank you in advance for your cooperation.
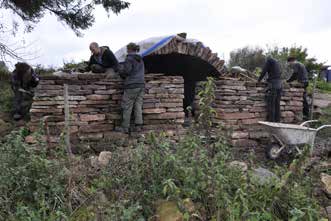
[90,64,106,73]
[113,64,119,73]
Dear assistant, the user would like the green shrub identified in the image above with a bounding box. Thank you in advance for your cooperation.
[35,65,56,76]
[84,78,322,220]
[0,67,11,82]
[308,80,331,94]
[0,82,13,113]
[316,80,331,93]
[0,77,324,221]
[0,129,69,220]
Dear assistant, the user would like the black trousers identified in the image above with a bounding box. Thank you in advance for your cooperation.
[302,82,309,118]
[183,81,197,118]
[13,89,33,116]
[266,88,281,122]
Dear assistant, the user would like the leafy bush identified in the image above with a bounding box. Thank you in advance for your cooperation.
[84,78,323,220]
[316,80,331,93]
[34,65,57,76]
[0,68,13,113]
[0,64,11,82]
[267,46,324,74]
[0,77,324,220]
[0,129,69,220]
[229,47,265,72]
[229,45,324,81]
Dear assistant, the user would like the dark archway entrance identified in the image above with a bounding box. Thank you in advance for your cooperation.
[140,37,225,120]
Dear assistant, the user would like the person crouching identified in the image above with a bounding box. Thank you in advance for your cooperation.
[116,43,145,133]
[11,62,39,121]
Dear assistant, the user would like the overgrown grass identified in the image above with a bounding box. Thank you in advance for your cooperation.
[308,80,331,94]
[318,106,331,139]
[0,77,325,220]
[0,69,13,113]
[0,127,323,220]
[0,129,69,220]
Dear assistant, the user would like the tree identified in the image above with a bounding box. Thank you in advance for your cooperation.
[0,0,130,60]
[267,46,324,79]
[229,45,324,79]
[229,46,266,72]
[267,46,324,72]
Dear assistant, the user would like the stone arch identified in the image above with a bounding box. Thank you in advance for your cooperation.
[140,36,225,81]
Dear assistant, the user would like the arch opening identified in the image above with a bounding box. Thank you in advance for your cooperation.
[143,53,220,81]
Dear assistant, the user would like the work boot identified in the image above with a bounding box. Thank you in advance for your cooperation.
[183,117,191,128]
[131,124,143,132]
[114,127,129,134]
[13,113,22,121]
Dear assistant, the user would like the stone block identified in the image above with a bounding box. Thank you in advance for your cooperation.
[143,108,167,114]
[95,90,117,95]
[232,139,258,147]
[79,133,104,140]
[80,124,113,133]
[86,94,110,100]
[281,111,295,118]
[221,112,255,120]
[231,132,249,139]
[80,114,106,122]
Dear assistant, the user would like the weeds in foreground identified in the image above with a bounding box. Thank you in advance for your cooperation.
[0,77,325,220]
[0,69,13,113]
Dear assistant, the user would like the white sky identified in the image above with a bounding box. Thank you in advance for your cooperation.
[1,0,331,68]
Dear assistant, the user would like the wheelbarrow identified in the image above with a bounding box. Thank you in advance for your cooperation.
[258,120,331,159]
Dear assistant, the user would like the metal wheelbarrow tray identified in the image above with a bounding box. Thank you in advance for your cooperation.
[258,120,331,159]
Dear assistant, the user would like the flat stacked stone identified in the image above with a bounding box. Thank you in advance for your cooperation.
[149,37,225,73]
[29,70,185,145]
[195,77,304,154]
[30,72,305,157]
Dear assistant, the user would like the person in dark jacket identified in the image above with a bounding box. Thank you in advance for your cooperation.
[116,43,145,133]
[88,42,118,73]
[183,79,197,127]
[258,56,282,122]
[11,62,39,120]
[286,57,309,118]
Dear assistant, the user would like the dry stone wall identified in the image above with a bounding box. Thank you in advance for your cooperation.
[29,71,185,148]
[198,78,304,155]
[29,73,303,155]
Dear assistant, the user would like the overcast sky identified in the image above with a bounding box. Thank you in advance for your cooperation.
[2,0,331,68]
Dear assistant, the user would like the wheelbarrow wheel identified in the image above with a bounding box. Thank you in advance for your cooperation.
[266,143,282,160]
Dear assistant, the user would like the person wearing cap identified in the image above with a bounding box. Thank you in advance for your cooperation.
[286,57,309,119]
[116,43,145,133]
[258,56,282,122]
[88,42,118,73]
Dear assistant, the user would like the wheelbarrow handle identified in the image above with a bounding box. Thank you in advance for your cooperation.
[300,120,319,127]
[316,125,331,132]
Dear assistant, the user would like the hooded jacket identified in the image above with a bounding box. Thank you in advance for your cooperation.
[287,62,308,83]
[258,57,282,89]
[11,63,39,91]
[88,46,118,69]
[118,53,145,89]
